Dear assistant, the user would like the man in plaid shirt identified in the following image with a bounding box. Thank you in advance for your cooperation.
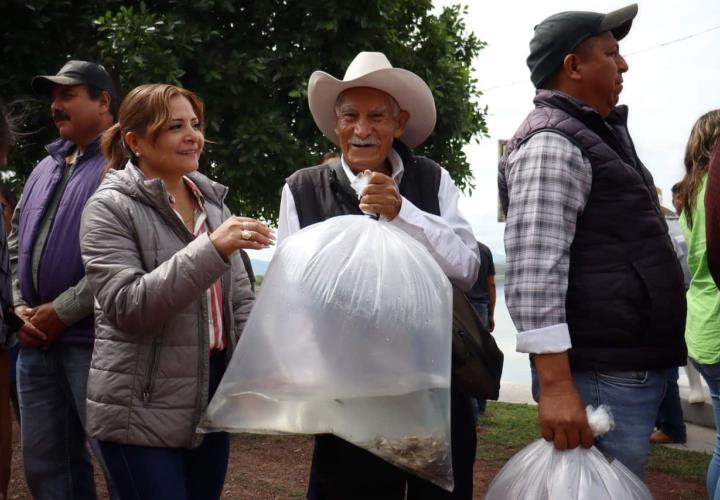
[499,4,687,479]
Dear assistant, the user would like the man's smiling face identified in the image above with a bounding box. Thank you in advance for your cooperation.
[334,87,409,173]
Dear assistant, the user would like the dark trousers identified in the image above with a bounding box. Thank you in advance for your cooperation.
[655,366,687,442]
[8,344,19,422]
[307,385,476,500]
[99,355,229,500]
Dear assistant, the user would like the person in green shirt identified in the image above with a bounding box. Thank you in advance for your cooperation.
[678,109,720,500]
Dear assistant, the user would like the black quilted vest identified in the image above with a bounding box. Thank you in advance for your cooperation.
[498,90,686,371]
[287,140,442,226]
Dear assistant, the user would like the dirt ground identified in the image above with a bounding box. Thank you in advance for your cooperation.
[5,419,707,499]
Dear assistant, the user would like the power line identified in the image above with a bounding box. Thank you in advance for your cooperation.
[479,23,720,93]
[625,23,720,56]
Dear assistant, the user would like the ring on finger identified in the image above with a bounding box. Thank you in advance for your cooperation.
[241,229,252,240]
[242,221,249,230]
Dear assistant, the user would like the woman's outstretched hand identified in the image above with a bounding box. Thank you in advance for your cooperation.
[210,216,275,258]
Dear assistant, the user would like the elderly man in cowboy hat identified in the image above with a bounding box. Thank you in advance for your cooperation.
[277,52,479,499]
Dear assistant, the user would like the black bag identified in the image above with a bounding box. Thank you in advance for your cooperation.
[451,286,504,400]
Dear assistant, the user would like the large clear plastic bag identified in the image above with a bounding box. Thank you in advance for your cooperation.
[200,215,454,490]
[486,406,653,500]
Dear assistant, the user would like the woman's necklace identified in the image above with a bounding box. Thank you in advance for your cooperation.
[168,191,195,231]
[182,212,195,230]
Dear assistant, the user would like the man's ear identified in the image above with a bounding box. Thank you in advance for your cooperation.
[98,90,112,116]
[393,110,410,138]
[562,53,583,82]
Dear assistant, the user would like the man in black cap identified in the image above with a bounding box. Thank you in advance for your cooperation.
[8,60,118,499]
[498,4,686,479]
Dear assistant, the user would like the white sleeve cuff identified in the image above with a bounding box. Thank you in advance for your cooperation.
[392,195,423,232]
[516,323,572,354]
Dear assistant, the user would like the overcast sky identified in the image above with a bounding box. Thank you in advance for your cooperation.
[249,1,720,265]
[434,0,720,259]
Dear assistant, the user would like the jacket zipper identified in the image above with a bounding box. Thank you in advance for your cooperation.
[142,336,162,407]
[190,297,208,447]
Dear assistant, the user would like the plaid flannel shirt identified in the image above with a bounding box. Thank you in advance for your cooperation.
[503,132,592,354]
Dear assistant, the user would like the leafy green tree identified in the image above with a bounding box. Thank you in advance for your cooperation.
[2,0,487,222]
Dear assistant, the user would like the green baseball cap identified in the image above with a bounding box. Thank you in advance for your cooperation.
[527,4,638,88]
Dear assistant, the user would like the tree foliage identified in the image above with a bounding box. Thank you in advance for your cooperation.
[2,0,487,222]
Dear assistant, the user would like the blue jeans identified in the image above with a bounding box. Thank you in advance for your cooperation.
[531,367,665,479]
[99,355,229,500]
[17,342,115,500]
[656,366,687,442]
[690,358,720,500]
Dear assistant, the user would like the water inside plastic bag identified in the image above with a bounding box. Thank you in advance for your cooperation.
[199,215,454,490]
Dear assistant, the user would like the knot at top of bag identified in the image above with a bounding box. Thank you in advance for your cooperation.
[586,405,614,437]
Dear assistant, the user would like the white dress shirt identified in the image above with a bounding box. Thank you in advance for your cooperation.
[278,149,480,290]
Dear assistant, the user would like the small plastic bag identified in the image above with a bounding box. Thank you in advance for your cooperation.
[485,405,652,500]
[199,215,454,490]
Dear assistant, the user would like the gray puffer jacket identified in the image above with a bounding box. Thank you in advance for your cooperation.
[80,163,254,448]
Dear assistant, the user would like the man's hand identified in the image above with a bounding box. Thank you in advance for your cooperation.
[27,303,66,350]
[359,171,402,220]
[488,316,495,333]
[534,352,593,450]
[14,305,47,349]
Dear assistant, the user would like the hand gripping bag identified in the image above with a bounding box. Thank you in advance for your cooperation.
[199,215,454,490]
[485,405,653,500]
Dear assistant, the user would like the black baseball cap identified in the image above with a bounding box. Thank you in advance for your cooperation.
[527,4,638,88]
[32,60,118,100]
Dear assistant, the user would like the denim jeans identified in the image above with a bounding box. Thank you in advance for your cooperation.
[690,358,720,500]
[99,355,229,500]
[531,367,665,480]
[17,343,114,500]
[656,366,687,442]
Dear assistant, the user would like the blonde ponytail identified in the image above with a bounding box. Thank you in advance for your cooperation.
[101,123,130,175]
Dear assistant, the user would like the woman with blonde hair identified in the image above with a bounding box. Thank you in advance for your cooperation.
[679,109,720,500]
[80,83,273,499]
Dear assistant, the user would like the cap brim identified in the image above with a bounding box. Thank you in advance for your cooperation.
[599,3,638,41]
[31,75,86,97]
[308,68,436,149]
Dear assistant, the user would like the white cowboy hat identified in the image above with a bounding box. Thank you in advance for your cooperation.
[308,52,436,148]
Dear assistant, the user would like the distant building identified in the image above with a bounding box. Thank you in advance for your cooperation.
[498,139,507,223]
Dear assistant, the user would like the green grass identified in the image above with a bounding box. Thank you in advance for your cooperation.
[476,401,539,466]
[648,444,711,483]
[478,401,711,483]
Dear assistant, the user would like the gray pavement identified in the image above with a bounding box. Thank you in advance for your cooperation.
[664,423,715,454]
